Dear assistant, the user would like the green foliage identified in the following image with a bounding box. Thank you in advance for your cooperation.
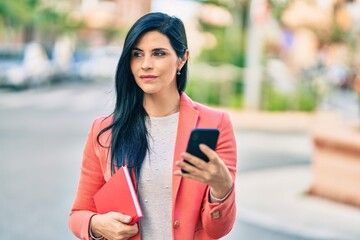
[0,0,36,28]
[268,0,293,22]
[195,1,248,67]
[192,0,228,8]
[199,23,246,67]
[261,79,318,112]
[0,0,79,41]
[198,25,223,63]
[327,24,349,44]
[186,63,244,108]
[296,81,318,111]
[261,80,290,111]
[191,1,248,108]
[186,77,244,108]
[35,7,76,34]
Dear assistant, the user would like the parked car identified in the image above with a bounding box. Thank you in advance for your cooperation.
[0,42,56,89]
[70,45,122,82]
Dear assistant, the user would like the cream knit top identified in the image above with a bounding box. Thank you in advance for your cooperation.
[138,112,179,239]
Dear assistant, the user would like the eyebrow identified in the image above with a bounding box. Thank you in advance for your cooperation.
[131,47,170,52]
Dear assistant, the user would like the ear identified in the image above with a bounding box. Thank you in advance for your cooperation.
[178,49,189,70]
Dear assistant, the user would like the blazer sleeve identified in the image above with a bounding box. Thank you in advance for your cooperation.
[201,111,237,239]
[68,118,107,239]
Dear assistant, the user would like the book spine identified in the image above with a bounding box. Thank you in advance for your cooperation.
[123,166,143,217]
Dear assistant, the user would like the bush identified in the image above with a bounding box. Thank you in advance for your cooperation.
[261,78,318,112]
[186,63,244,108]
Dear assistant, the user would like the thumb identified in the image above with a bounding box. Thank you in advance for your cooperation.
[110,212,132,224]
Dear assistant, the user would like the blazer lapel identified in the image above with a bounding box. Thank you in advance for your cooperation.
[172,93,199,206]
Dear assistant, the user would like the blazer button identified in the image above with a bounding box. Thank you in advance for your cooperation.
[211,210,220,219]
[173,220,180,229]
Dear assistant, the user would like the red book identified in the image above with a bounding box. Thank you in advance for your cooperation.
[93,166,143,225]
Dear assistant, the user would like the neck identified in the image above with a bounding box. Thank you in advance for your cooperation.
[144,92,181,117]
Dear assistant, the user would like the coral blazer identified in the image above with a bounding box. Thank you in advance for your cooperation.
[69,93,237,240]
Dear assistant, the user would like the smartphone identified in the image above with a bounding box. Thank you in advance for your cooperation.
[181,128,219,173]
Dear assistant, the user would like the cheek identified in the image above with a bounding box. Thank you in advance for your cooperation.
[161,60,178,74]
[130,60,137,73]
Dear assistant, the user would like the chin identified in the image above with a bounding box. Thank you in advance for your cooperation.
[141,88,159,95]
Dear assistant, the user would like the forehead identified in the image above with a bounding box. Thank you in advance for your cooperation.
[135,31,172,49]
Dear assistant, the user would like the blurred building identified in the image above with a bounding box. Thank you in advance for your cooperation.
[72,0,151,45]
[0,0,151,46]
[78,0,151,29]
[41,0,151,29]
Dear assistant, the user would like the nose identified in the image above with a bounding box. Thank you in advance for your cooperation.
[141,55,153,71]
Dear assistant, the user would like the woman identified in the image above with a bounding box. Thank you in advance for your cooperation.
[69,12,237,240]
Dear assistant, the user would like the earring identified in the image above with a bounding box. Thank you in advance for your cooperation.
[177,70,181,75]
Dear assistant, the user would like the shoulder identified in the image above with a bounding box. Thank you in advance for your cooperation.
[181,93,224,114]
[195,101,226,121]
[88,115,113,145]
[88,116,112,134]
[181,93,230,126]
[193,101,224,116]
[92,115,113,132]
[195,102,232,128]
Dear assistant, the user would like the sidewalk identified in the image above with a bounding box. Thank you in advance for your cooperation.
[234,166,360,240]
[226,109,343,132]
[225,110,360,240]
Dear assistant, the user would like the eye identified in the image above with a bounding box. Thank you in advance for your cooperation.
[154,51,166,57]
[132,51,143,57]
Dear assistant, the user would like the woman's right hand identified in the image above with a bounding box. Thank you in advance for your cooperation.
[90,212,139,240]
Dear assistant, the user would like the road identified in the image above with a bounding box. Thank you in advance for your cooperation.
[0,82,313,239]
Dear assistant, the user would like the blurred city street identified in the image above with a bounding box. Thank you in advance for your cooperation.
[1,0,360,239]
[1,82,360,239]
[0,82,114,239]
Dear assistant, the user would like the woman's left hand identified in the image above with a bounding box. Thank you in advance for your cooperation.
[174,144,233,199]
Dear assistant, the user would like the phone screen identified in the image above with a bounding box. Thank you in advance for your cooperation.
[182,128,219,173]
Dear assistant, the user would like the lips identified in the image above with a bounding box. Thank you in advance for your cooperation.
[140,75,157,81]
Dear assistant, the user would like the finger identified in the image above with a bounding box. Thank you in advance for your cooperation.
[174,169,182,176]
[108,223,138,239]
[175,160,211,183]
[199,144,218,163]
[109,212,132,224]
[181,152,208,170]
[176,158,199,175]
[174,167,206,182]
[125,223,139,237]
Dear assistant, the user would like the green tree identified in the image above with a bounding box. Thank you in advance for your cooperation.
[0,0,78,44]
[194,0,249,67]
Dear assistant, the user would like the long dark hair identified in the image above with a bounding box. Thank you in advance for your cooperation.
[97,12,188,181]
